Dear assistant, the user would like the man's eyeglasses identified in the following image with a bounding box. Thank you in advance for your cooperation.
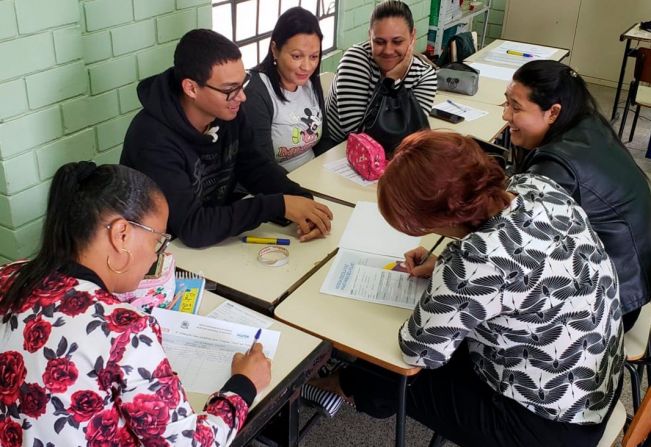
[203,72,251,101]
[106,220,172,256]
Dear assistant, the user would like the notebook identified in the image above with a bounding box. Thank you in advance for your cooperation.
[170,271,205,314]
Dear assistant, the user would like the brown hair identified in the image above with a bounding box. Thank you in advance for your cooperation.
[377,130,510,236]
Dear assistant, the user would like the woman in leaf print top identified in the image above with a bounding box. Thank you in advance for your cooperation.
[0,162,271,447]
[320,131,623,447]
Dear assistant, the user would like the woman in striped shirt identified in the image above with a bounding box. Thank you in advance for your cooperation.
[324,0,437,145]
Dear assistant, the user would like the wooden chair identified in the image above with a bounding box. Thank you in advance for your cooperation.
[624,303,651,412]
[617,47,651,157]
[622,388,651,447]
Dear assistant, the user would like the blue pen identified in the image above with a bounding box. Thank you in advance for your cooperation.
[446,99,468,113]
[248,328,262,353]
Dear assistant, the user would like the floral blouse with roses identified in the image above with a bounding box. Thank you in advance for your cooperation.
[0,261,256,447]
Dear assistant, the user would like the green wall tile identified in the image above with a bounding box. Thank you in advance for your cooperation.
[0,181,49,228]
[0,151,38,195]
[88,55,137,94]
[176,0,210,9]
[0,1,18,40]
[93,145,122,165]
[15,0,78,34]
[134,0,174,20]
[157,9,197,43]
[96,111,136,151]
[344,0,366,12]
[61,90,119,133]
[197,4,211,29]
[53,26,83,64]
[36,128,96,180]
[84,0,133,32]
[0,256,11,265]
[136,42,175,79]
[0,217,44,259]
[118,83,141,113]
[0,33,56,83]
[25,61,88,109]
[111,19,156,56]
[0,107,62,159]
[82,31,112,64]
[0,79,28,121]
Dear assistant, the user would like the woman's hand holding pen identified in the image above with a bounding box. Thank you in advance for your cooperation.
[231,343,272,392]
[403,246,437,278]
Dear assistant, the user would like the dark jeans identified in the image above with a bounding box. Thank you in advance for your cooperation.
[340,343,622,447]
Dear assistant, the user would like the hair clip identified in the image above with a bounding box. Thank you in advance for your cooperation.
[569,70,578,78]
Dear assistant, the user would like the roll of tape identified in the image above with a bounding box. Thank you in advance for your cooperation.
[257,246,289,267]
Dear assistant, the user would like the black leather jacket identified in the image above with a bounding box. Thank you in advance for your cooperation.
[520,115,651,314]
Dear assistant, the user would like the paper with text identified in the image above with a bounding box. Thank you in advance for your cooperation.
[152,308,280,395]
[207,301,274,329]
[321,248,428,309]
[432,101,488,122]
[483,41,558,67]
[339,201,421,258]
[324,157,377,186]
[468,62,516,81]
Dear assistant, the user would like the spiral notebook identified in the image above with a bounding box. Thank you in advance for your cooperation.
[170,271,205,314]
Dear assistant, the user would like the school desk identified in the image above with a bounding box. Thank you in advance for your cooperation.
[288,98,507,206]
[184,291,330,447]
[275,236,455,447]
[465,38,570,66]
[611,23,651,121]
[169,197,353,314]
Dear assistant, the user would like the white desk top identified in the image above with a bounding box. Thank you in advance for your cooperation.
[275,237,454,375]
[170,197,354,309]
[289,100,507,206]
[185,291,324,412]
[622,23,651,42]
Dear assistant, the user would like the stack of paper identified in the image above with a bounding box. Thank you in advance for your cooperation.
[321,202,429,309]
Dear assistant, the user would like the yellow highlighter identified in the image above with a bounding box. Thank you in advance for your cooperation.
[241,236,290,245]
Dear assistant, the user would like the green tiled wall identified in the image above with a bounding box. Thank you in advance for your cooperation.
[0,0,211,261]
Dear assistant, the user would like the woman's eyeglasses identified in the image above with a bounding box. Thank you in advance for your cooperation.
[203,71,251,101]
[106,220,172,256]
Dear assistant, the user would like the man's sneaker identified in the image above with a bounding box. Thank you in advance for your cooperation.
[301,384,344,418]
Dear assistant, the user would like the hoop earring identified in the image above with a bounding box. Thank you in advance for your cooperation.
[107,248,132,274]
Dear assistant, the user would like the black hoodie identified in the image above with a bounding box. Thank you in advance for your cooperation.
[121,68,311,248]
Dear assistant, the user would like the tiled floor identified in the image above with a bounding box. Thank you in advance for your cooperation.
[276,83,651,447]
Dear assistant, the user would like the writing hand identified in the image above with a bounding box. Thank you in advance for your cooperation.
[404,246,437,278]
[231,343,272,392]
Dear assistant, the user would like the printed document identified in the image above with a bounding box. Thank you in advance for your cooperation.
[152,308,280,395]
[207,300,274,329]
[432,101,488,122]
[322,201,428,308]
[324,157,377,186]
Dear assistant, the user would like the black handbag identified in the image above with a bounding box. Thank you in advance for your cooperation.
[359,77,430,156]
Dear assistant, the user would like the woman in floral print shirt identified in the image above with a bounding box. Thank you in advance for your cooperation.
[0,162,271,447]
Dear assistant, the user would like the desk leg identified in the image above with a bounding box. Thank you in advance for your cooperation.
[612,39,632,122]
[395,375,407,447]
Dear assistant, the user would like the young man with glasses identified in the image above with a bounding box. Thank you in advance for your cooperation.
[121,29,333,248]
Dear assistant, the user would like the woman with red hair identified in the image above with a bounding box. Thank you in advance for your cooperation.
[317,131,623,446]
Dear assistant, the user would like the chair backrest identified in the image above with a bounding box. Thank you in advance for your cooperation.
[319,71,335,97]
[634,47,651,84]
[623,389,651,447]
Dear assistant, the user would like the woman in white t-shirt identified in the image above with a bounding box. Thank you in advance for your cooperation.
[243,7,327,172]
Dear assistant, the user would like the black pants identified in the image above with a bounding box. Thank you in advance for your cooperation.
[340,344,621,447]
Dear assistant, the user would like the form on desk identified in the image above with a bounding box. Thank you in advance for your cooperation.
[321,201,428,309]
[152,308,280,395]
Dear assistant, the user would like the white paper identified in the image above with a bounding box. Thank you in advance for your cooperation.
[320,248,428,309]
[324,157,377,186]
[468,62,516,81]
[152,308,280,395]
[207,301,274,329]
[432,101,488,122]
[339,201,421,258]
